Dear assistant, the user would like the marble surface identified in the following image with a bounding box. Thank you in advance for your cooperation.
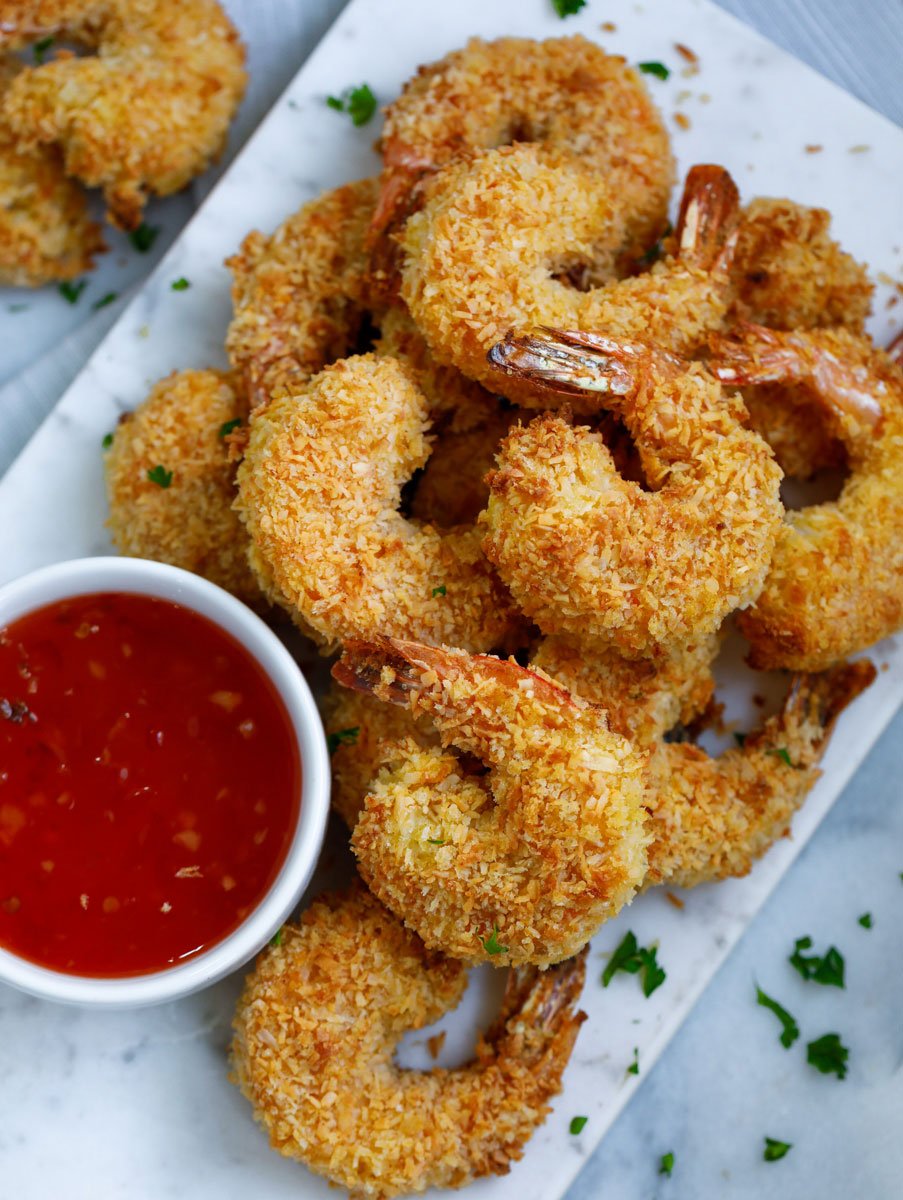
[0,2,902,1198]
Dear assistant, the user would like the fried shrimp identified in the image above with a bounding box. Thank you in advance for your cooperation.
[484,329,783,655]
[333,636,649,967]
[372,35,673,294]
[645,659,875,887]
[232,885,587,1200]
[401,155,739,409]
[711,324,903,669]
[0,57,104,285]
[236,355,521,654]
[104,368,263,606]
[0,0,246,230]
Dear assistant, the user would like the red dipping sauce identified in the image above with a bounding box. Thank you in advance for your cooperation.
[0,592,300,977]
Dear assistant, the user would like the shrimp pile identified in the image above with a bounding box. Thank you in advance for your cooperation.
[232,885,587,1200]
[93,32,896,1197]
[0,0,246,231]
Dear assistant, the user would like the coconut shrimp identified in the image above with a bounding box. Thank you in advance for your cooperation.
[333,636,649,967]
[711,324,903,669]
[371,35,673,295]
[0,57,105,285]
[484,329,783,655]
[232,885,587,1200]
[236,355,522,654]
[104,368,263,607]
[0,0,245,230]
[645,659,875,887]
[401,155,739,410]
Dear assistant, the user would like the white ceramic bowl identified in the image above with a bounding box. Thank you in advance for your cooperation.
[0,556,330,1008]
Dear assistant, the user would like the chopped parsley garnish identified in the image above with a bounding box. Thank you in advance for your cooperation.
[552,0,586,16]
[171,277,190,291]
[602,930,667,997]
[569,1115,588,1135]
[326,83,377,127]
[788,937,845,988]
[102,432,114,449]
[7,303,28,313]
[756,986,799,1048]
[638,220,673,265]
[426,837,446,845]
[767,746,794,767]
[733,731,748,747]
[482,925,508,956]
[327,726,359,755]
[639,61,670,81]
[763,1137,792,1162]
[93,292,118,310]
[33,36,54,63]
[858,912,873,929]
[129,223,160,253]
[147,465,173,489]
[659,1151,675,1177]
[218,418,242,439]
[626,1047,639,1076]
[806,1032,849,1079]
[58,280,86,304]
[432,585,447,597]
[270,927,283,947]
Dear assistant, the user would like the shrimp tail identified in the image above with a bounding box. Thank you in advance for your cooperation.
[481,947,588,1067]
[675,163,741,273]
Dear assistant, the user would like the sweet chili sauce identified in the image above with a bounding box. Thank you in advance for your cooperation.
[0,592,300,977]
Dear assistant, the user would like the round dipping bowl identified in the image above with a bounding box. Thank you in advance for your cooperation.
[0,556,330,1008]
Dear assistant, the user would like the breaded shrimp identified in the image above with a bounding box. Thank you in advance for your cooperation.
[104,368,263,607]
[711,324,903,670]
[645,659,875,887]
[231,885,587,1200]
[333,636,649,967]
[0,0,246,230]
[484,330,783,655]
[235,355,522,654]
[401,155,739,409]
[0,57,104,285]
[372,35,673,296]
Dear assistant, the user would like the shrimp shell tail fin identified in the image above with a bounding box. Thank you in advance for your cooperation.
[675,163,740,273]
[784,658,876,743]
[483,946,589,1064]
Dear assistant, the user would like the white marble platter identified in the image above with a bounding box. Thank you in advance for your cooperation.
[1,1,902,1197]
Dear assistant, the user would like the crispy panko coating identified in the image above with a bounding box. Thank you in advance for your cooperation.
[0,57,104,285]
[484,330,783,656]
[104,368,263,606]
[727,197,872,478]
[712,325,903,670]
[401,154,739,410]
[232,885,587,1200]
[372,35,673,294]
[333,637,650,967]
[226,178,377,404]
[0,0,246,231]
[236,355,522,655]
[645,659,875,887]
[531,632,720,745]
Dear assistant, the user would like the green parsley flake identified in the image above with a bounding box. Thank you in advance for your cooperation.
[767,746,794,767]
[8,303,28,313]
[426,837,446,846]
[569,1116,588,1135]
[327,726,360,755]
[171,277,190,291]
[788,937,845,988]
[270,927,283,948]
[601,930,667,997]
[129,223,160,253]
[326,83,377,127]
[552,0,586,16]
[763,1137,792,1162]
[33,36,54,63]
[639,61,670,81]
[147,465,173,489]
[432,585,447,597]
[93,292,118,310]
[482,925,508,956]
[659,1151,675,1177]
[858,913,873,929]
[638,220,673,265]
[733,731,748,747]
[218,418,242,439]
[755,986,799,1048]
[806,1032,849,1079]
[58,280,86,305]
[102,432,114,449]
[626,1047,640,1076]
